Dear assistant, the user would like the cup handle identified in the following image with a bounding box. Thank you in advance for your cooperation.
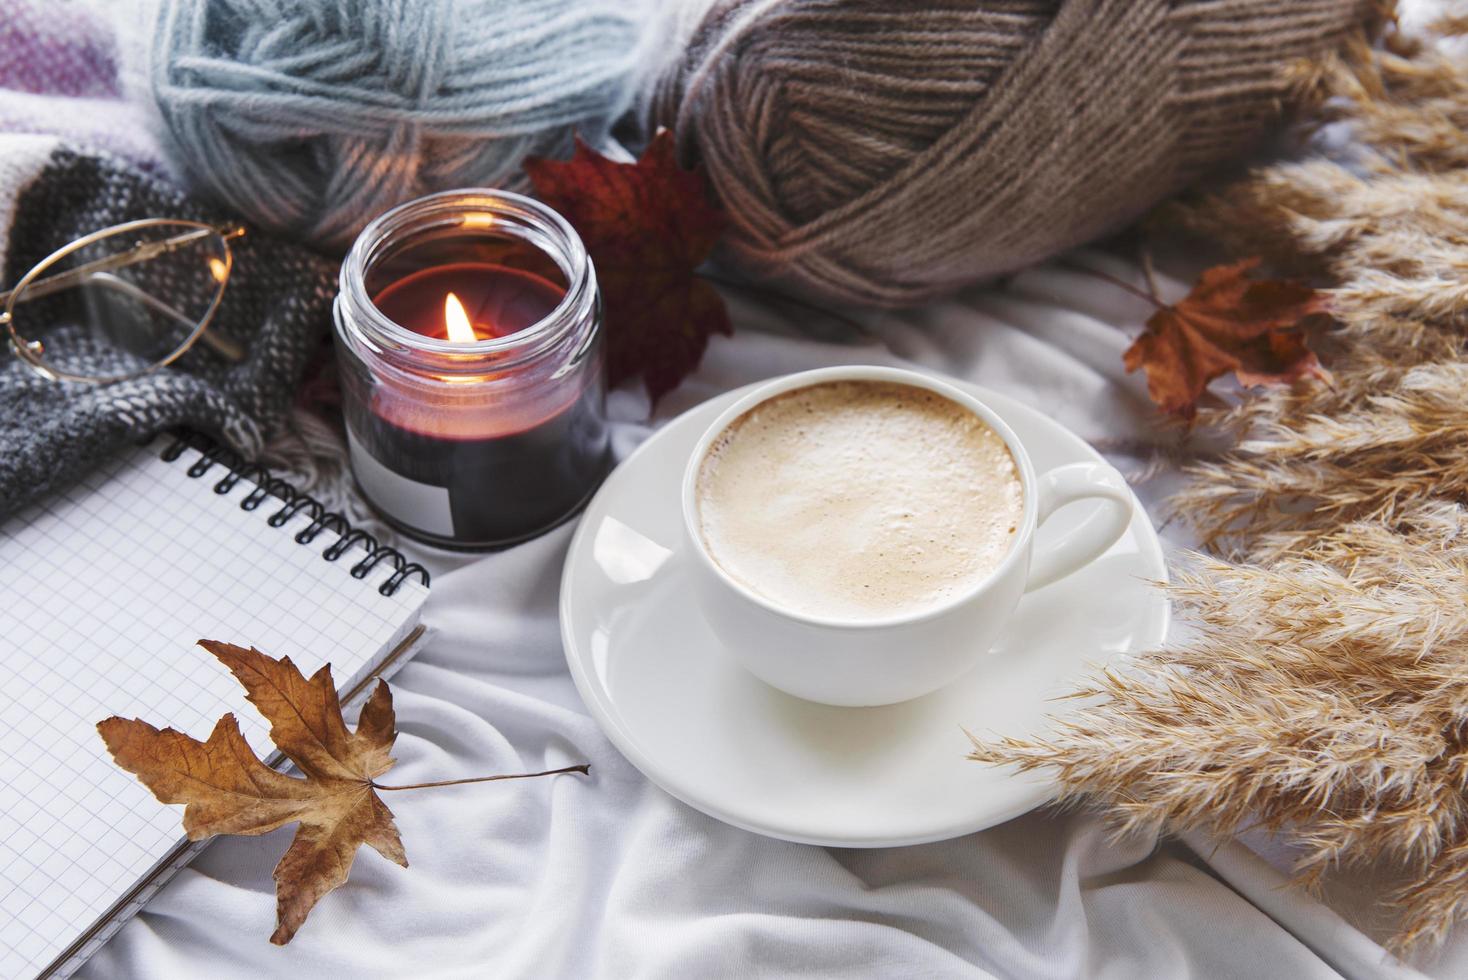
[1024,462,1134,592]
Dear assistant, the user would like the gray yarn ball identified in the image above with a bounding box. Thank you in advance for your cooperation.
[147,0,658,249]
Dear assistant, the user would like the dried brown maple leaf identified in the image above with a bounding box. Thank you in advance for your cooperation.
[98,641,587,944]
[525,130,731,403]
[1123,258,1329,417]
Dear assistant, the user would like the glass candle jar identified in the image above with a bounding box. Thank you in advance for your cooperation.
[334,189,612,549]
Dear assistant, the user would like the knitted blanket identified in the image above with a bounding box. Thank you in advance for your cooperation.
[0,141,335,516]
[0,0,336,516]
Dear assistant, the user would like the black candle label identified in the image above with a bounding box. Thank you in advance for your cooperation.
[345,386,611,549]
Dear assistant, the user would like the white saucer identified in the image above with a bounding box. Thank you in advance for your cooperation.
[561,381,1168,847]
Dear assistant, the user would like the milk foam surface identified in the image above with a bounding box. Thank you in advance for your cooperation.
[695,380,1024,620]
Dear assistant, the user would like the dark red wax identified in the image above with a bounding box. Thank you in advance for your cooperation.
[354,261,609,548]
[346,391,610,546]
[371,262,564,340]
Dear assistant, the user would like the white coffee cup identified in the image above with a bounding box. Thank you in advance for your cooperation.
[679,365,1134,707]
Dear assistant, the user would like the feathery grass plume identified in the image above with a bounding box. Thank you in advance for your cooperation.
[973,10,1468,953]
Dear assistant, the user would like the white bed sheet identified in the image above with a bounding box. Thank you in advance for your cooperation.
[81,254,1468,980]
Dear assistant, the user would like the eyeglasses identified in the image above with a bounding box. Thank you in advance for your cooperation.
[1,218,248,384]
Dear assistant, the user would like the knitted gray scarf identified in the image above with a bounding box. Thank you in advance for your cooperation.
[0,142,335,516]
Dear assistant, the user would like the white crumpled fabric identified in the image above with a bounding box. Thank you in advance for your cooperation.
[80,250,1468,979]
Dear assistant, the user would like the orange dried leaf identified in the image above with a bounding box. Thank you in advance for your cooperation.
[1123,258,1329,417]
[98,641,406,945]
[525,130,731,403]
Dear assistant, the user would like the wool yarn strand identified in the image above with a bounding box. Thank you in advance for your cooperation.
[137,0,667,249]
[656,0,1375,307]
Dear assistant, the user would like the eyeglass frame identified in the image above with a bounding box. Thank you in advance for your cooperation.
[0,217,247,385]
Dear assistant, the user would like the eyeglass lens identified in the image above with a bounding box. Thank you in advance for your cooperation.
[7,222,229,380]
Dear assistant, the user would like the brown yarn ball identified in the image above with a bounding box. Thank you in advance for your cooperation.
[656,0,1374,307]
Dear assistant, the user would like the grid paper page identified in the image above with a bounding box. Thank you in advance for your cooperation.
[0,439,428,979]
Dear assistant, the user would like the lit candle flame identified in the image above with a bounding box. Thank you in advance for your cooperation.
[443,292,478,343]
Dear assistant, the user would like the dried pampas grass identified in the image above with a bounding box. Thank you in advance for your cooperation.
[972,13,1468,953]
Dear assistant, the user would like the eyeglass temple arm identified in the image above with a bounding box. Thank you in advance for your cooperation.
[0,224,244,307]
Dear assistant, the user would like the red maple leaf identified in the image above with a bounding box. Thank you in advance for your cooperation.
[525,131,731,404]
[1123,258,1330,417]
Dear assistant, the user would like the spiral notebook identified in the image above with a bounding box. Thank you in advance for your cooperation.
[0,434,431,980]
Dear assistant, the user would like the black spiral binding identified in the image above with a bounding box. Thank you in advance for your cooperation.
[159,431,430,597]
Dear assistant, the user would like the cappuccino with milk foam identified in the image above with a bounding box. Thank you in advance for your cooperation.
[694,380,1024,621]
